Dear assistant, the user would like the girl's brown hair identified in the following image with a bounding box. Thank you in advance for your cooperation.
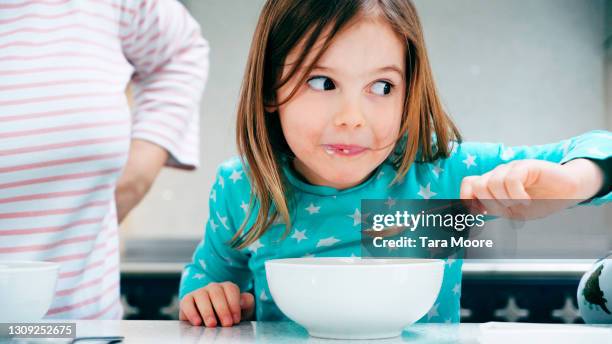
[232,0,461,249]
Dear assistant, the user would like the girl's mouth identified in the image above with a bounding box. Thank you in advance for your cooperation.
[323,144,368,157]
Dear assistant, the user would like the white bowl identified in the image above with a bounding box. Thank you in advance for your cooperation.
[265,257,444,339]
[0,261,60,322]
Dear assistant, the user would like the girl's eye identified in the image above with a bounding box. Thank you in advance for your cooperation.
[370,81,393,96]
[307,76,336,91]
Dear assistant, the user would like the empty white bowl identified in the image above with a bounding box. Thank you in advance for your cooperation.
[265,257,444,339]
[0,261,60,322]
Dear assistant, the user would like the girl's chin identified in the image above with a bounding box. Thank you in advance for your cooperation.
[322,171,374,189]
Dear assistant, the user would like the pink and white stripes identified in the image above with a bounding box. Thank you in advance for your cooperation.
[0,0,208,319]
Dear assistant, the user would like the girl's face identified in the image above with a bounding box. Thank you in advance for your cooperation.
[277,16,406,190]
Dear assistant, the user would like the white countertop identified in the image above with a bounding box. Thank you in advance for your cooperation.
[4,321,611,344]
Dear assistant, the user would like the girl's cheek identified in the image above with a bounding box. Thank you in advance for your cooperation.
[281,105,323,150]
[299,99,335,132]
[365,102,401,134]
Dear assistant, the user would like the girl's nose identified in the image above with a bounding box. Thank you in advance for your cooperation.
[333,97,366,129]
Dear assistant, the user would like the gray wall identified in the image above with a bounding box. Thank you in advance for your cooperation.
[122,0,610,239]
[417,0,608,144]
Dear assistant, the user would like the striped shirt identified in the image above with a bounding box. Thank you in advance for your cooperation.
[0,0,208,319]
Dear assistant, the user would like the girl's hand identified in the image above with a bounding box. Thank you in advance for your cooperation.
[460,158,604,219]
[179,282,255,327]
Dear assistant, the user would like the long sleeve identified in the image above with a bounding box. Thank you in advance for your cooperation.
[439,130,611,203]
[179,164,253,299]
[119,0,209,169]
[412,130,610,322]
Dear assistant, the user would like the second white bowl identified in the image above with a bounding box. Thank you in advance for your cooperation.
[0,261,60,322]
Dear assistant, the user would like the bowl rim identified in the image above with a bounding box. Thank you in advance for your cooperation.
[0,260,60,272]
[265,257,446,268]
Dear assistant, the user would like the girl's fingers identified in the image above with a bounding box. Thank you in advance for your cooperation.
[240,292,255,320]
[460,176,487,215]
[505,166,531,203]
[471,175,509,217]
[486,165,514,207]
[179,295,202,326]
[460,176,477,200]
[180,284,252,328]
[207,283,234,327]
[221,282,242,324]
[193,290,217,327]
[461,162,530,217]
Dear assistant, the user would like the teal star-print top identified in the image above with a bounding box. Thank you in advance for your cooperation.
[180,130,611,323]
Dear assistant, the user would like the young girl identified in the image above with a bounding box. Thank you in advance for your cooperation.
[179,0,610,327]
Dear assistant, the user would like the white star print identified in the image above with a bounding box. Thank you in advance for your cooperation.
[218,176,225,189]
[385,197,396,209]
[347,208,361,226]
[432,163,444,178]
[376,170,385,180]
[452,283,461,295]
[501,147,515,161]
[248,239,264,254]
[260,290,268,301]
[199,259,207,270]
[316,237,340,248]
[216,211,229,230]
[160,296,181,319]
[494,297,528,322]
[551,297,581,324]
[229,170,243,183]
[427,302,439,320]
[210,189,216,202]
[418,183,437,199]
[193,273,205,280]
[305,203,320,215]
[462,154,477,169]
[291,229,307,243]
[240,200,249,213]
[209,219,218,232]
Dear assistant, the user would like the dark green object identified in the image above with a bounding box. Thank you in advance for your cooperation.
[583,264,611,314]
